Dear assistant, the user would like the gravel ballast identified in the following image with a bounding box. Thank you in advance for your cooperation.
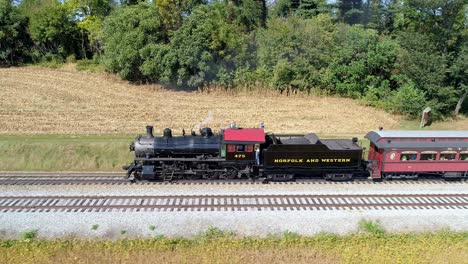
[1,181,467,239]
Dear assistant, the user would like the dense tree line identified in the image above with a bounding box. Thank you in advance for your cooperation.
[1,0,467,117]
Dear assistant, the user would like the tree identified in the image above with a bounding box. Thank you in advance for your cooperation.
[228,0,267,30]
[338,0,364,24]
[0,0,31,66]
[396,32,454,115]
[395,0,467,54]
[295,0,330,18]
[450,44,468,115]
[270,0,331,18]
[256,15,336,91]
[101,2,165,80]
[23,0,82,61]
[67,0,115,56]
[155,0,205,33]
[328,24,399,98]
[393,1,468,115]
[155,3,249,87]
[362,0,399,33]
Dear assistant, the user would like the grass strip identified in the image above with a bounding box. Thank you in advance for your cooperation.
[0,135,133,171]
[0,230,467,264]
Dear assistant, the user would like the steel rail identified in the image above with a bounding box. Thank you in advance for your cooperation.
[1,194,467,212]
[0,172,465,185]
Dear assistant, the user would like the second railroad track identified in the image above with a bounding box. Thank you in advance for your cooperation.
[1,193,467,213]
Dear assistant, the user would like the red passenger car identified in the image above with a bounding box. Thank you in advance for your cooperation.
[365,131,468,180]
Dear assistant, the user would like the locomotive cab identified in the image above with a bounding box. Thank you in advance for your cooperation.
[222,128,265,162]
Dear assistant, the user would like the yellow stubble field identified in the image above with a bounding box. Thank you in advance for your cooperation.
[0,66,403,136]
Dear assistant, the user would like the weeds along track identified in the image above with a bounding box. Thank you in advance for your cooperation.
[0,173,466,186]
[0,194,467,212]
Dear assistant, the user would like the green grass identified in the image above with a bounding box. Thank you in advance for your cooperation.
[0,135,133,171]
[75,59,106,73]
[0,230,467,264]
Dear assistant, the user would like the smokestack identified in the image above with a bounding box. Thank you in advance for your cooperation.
[146,126,154,138]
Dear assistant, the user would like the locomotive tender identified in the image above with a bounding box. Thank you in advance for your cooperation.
[123,125,468,181]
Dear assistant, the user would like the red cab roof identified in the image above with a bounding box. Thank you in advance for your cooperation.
[224,128,265,143]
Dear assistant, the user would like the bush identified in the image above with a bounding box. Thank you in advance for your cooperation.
[358,219,385,235]
[387,83,427,118]
[21,230,38,240]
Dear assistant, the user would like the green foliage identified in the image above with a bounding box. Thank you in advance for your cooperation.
[149,225,156,231]
[155,0,205,32]
[256,15,335,90]
[396,31,456,115]
[387,82,427,117]
[295,0,330,18]
[142,3,249,87]
[270,0,330,18]
[21,230,38,240]
[232,0,267,30]
[358,219,385,235]
[338,0,364,25]
[0,0,31,66]
[25,0,82,62]
[196,227,235,241]
[91,225,99,230]
[101,2,164,81]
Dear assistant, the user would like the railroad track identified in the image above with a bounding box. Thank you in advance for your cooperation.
[0,173,465,185]
[1,193,467,212]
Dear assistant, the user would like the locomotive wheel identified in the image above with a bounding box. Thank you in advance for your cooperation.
[204,172,219,180]
[128,171,141,183]
[224,169,237,179]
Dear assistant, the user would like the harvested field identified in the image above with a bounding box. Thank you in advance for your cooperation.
[0,66,401,136]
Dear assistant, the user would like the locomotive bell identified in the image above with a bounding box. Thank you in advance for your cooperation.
[163,128,172,138]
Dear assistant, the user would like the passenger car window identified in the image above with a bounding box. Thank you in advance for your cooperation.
[420,153,436,160]
[400,154,417,161]
[459,154,468,160]
[440,153,456,160]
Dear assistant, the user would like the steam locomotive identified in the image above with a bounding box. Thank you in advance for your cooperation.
[123,125,468,182]
[123,125,369,182]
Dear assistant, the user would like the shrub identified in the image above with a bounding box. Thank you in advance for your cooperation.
[358,219,385,235]
[21,229,38,240]
[387,83,427,118]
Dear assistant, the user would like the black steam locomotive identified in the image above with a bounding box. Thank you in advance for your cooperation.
[123,125,369,182]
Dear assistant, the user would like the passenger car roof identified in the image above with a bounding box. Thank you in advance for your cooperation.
[366,130,467,141]
[366,130,468,149]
